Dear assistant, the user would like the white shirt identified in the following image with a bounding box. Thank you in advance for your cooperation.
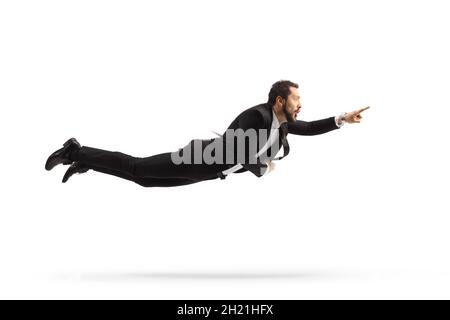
[220,111,345,177]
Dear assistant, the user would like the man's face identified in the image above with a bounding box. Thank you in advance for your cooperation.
[282,87,302,123]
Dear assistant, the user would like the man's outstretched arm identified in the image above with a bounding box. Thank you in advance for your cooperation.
[287,117,340,136]
[288,106,370,135]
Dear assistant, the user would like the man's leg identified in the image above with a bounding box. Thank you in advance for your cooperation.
[69,146,226,181]
[47,138,226,187]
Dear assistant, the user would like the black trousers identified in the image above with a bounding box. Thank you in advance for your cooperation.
[69,146,229,188]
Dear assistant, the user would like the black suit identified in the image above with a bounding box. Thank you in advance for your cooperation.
[218,102,339,177]
[70,103,340,187]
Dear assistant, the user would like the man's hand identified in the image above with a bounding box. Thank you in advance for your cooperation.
[340,106,370,124]
[262,160,276,176]
[268,160,276,173]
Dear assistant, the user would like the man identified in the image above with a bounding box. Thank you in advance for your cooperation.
[45,80,369,187]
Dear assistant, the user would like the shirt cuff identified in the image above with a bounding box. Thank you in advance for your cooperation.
[335,113,346,128]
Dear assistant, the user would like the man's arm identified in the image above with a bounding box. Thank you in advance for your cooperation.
[288,106,371,135]
[287,117,340,136]
[225,109,269,177]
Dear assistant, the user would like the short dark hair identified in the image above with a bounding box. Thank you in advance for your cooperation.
[267,80,299,106]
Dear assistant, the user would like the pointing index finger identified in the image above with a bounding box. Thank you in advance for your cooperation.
[358,106,370,113]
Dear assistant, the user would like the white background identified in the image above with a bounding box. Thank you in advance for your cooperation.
[1,0,449,299]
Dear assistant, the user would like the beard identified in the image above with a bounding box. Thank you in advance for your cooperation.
[283,103,296,123]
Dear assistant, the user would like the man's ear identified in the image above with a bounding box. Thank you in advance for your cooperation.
[274,96,284,110]
[275,96,283,104]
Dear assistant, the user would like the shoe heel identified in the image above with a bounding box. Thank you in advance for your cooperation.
[63,138,76,147]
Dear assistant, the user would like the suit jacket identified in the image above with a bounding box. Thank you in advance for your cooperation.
[177,103,340,178]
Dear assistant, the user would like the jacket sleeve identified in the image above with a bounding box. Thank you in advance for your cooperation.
[287,117,340,136]
[231,110,268,178]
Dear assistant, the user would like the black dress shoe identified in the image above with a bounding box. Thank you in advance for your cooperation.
[45,138,81,171]
[62,162,89,183]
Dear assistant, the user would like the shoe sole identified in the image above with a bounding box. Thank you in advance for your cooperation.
[62,164,89,183]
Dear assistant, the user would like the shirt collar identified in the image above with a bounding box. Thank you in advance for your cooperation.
[271,109,281,129]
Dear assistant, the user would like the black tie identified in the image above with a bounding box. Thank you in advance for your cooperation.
[274,122,290,160]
